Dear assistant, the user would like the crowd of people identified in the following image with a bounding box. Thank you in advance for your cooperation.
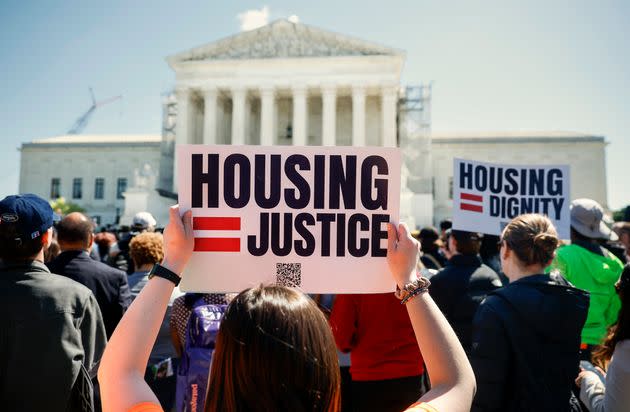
[1,192,629,412]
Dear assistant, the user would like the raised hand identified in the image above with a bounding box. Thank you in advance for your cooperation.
[387,222,421,288]
[161,205,194,275]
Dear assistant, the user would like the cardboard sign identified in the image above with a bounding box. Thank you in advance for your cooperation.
[452,158,570,238]
[177,145,401,293]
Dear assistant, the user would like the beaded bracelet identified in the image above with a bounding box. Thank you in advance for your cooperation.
[400,283,430,305]
[395,276,431,305]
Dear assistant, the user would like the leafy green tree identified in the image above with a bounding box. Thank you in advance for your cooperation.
[49,197,85,216]
[612,206,628,222]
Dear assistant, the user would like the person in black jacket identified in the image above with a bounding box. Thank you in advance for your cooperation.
[429,230,503,353]
[417,226,448,270]
[470,214,589,412]
[48,212,132,338]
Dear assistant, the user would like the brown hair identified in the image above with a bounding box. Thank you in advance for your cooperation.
[129,232,164,267]
[502,214,559,266]
[451,230,481,256]
[592,264,630,370]
[205,285,341,412]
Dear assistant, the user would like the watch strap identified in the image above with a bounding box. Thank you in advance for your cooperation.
[149,264,181,286]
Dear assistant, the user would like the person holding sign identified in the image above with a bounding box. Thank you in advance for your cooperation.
[470,214,589,411]
[97,206,475,412]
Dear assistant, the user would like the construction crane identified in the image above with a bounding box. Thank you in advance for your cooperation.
[67,88,122,134]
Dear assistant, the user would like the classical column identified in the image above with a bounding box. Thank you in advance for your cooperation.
[260,86,275,145]
[381,85,398,147]
[173,87,191,192]
[292,86,308,146]
[352,85,366,147]
[231,87,247,145]
[202,87,218,145]
[175,88,191,146]
[322,85,337,146]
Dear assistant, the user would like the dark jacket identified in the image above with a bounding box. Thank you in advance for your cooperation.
[429,254,503,353]
[470,274,589,412]
[48,250,132,337]
[0,260,107,411]
[420,247,447,270]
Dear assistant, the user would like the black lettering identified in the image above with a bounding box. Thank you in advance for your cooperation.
[521,197,533,214]
[254,154,281,209]
[507,197,519,218]
[489,195,500,217]
[371,214,389,257]
[336,213,346,257]
[329,155,357,209]
[348,214,369,257]
[316,213,336,257]
[224,154,250,208]
[360,156,388,210]
[294,213,315,257]
[460,162,473,189]
[505,168,519,195]
[191,154,219,208]
[520,169,527,196]
[528,169,545,196]
[552,198,564,220]
[474,166,488,191]
[489,167,503,194]
[284,155,311,209]
[314,155,326,209]
[548,169,563,195]
[539,198,552,216]
[247,213,269,256]
[270,213,292,256]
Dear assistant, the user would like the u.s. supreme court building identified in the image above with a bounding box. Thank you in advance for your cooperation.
[19,19,609,228]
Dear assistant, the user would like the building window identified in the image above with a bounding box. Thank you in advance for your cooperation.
[94,178,105,199]
[72,178,82,199]
[50,178,61,199]
[116,178,127,199]
[448,177,454,200]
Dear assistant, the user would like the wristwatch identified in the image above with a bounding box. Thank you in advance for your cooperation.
[148,263,181,286]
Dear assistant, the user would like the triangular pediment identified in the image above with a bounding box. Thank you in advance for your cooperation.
[168,19,402,62]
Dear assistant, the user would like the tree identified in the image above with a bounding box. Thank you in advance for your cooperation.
[612,205,629,222]
[49,197,85,216]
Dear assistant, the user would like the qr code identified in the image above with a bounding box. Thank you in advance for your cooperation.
[276,263,301,287]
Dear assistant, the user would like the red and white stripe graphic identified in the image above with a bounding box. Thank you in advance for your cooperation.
[193,216,241,252]
[459,193,483,213]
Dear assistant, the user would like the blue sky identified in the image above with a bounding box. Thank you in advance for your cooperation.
[1,0,628,208]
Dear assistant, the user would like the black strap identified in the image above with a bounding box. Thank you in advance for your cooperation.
[149,264,181,286]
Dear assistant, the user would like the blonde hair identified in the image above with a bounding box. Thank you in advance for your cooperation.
[502,214,559,266]
[129,232,163,267]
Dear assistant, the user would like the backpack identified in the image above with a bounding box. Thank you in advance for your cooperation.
[175,302,227,412]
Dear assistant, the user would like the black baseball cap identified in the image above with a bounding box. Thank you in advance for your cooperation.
[451,229,483,243]
[0,194,55,241]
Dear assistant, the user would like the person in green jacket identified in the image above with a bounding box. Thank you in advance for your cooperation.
[548,198,623,355]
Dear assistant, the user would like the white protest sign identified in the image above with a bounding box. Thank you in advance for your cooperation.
[452,158,570,238]
[177,145,401,293]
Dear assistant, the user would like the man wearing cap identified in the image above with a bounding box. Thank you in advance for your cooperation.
[0,194,107,411]
[429,229,503,353]
[548,198,624,357]
[48,212,132,338]
[417,226,448,270]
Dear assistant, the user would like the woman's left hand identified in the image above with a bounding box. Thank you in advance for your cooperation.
[161,205,194,275]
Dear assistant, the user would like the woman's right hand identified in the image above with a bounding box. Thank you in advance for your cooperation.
[161,205,194,275]
[387,222,421,288]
